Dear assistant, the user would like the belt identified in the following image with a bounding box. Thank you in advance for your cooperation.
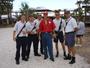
[65,31,75,34]
[55,31,62,33]
[28,34,37,36]
[42,32,51,34]
[16,36,26,39]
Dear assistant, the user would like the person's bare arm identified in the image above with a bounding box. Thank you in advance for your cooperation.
[13,31,16,41]
[74,27,78,32]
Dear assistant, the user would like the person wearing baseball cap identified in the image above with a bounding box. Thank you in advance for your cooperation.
[39,11,55,62]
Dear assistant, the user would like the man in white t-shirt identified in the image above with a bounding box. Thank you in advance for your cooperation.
[13,15,28,65]
[26,15,41,61]
[53,10,67,58]
[34,14,44,54]
[64,11,78,64]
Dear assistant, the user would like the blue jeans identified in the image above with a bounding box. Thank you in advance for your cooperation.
[42,32,54,59]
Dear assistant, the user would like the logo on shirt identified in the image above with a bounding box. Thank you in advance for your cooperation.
[49,21,51,24]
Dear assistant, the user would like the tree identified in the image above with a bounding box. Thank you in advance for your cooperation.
[82,0,90,22]
[76,0,90,22]
[76,0,83,16]
[0,0,14,24]
[20,2,34,21]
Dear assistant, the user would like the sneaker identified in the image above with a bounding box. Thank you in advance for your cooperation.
[34,53,41,56]
[50,58,54,62]
[16,60,20,65]
[69,57,75,64]
[22,58,28,61]
[44,57,48,60]
[64,54,71,60]
[56,51,59,57]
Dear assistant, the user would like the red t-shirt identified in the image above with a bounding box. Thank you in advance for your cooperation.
[39,19,56,32]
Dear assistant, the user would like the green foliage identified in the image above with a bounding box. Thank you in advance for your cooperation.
[0,0,14,15]
[20,2,34,15]
[20,2,35,21]
[83,0,90,12]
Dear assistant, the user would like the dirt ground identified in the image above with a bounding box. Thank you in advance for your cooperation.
[76,27,90,64]
[0,28,90,68]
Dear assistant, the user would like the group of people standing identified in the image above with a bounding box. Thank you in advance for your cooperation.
[13,10,85,65]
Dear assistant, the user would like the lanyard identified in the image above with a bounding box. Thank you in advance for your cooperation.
[66,17,71,27]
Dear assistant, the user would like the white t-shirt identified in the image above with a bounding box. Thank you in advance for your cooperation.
[76,21,85,35]
[14,21,26,37]
[34,19,41,30]
[26,21,38,34]
[65,17,77,33]
[53,18,65,31]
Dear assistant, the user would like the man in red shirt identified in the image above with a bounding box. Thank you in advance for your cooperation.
[39,11,55,62]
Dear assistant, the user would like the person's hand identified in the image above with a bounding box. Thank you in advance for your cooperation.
[13,36,16,41]
[27,31,31,34]
[22,31,26,34]
[31,32,35,34]
[52,33,57,38]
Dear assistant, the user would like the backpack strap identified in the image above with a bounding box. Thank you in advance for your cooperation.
[58,19,62,31]
[31,23,36,32]
[16,23,26,38]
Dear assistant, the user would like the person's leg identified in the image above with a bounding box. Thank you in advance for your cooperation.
[21,37,28,61]
[59,31,66,58]
[42,33,48,59]
[40,33,44,54]
[55,42,59,57]
[47,33,54,61]
[69,33,76,64]
[64,33,72,60]
[54,34,59,57]
[76,36,79,44]
[15,38,21,64]
[33,35,41,56]
[64,46,72,60]
[68,46,72,56]
[71,47,76,57]
[61,43,67,57]
[26,37,32,59]
[79,36,83,45]
[69,46,76,64]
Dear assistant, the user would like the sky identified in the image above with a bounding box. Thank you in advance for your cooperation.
[13,0,77,11]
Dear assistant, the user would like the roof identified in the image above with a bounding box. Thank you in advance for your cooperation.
[1,15,17,19]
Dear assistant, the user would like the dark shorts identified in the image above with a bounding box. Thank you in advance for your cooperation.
[65,32,75,47]
[54,31,64,43]
[76,35,83,37]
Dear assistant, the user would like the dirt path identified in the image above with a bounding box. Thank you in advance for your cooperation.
[76,27,90,64]
[0,28,90,68]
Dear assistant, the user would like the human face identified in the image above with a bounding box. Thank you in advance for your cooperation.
[64,13,70,19]
[37,15,42,20]
[43,12,48,19]
[21,15,26,22]
[55,13,60,19]
[29,16,34,22]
